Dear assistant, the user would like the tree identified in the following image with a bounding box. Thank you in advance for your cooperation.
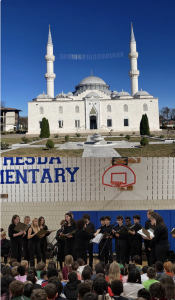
[160,107,170,119]
[125,135,130,141]
[140,137,149,147]
[140,114,150,135]
[40,117,50,138]
[19,116,28,128]
[46,139,54,149]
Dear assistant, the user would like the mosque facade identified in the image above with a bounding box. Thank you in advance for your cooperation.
[28,25,160,134]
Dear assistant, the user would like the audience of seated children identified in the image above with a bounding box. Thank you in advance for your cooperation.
[1,275,15,300]
[123,268,144,299]
[170,263,175,283]
[92,277,112,300]
[23,283,35,298]
[82,267,93,281]
[21,260,29,270]
[36,262,46,280]
[42,268,58,288]
[1,266,12,277]
[137,288,151,300]
[155,261,165,281]
[143,267,159,290]
[107,262,122,284]
[12,266,19,278]
[44,284,58,300]
[83,293,98,300]
[31,289,47,300]
[149,282,168,300]
[62,255,73,280]
[111,279,130,300]
[120,267,128,284]
[141,266,149,283]
[132,255,142,274]
[160,274,175,300]
[78,282,92,300]
[15,266,27,282]
[64,272,81,300]
[36,270,48,285]
[8,258,17,269]
[163,262,173,277]
[77,258,86,275]
[47,277,65,300]
[9,280,30,300]
[27,274,37,285]
[91,263,104,281]
[71,261,81,280]
[12,262,20,268]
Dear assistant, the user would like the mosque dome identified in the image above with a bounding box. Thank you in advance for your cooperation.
[117,89,131,96]
[78,76,106,86]
[134,89,150,96]
[67,91,73,96]
[104,90,112,95]
[85,92,100,98]
[36,92,52,99]
[112,90,119,95]
[55,91,68,98]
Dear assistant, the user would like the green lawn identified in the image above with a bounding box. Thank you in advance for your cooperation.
[1,147,84,157]
[1,138,28,145]
[32,138,87,145]
[105,137,161,142]
[115,144,175,157]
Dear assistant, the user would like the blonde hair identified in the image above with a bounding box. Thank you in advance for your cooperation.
[31,218,40,233]
[65,255,73,266]
[24,216,30,223]
[108,262,120,284]
[1,231,6,237]
[21,260,28,268]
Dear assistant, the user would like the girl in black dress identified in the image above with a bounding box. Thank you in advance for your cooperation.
[22,216,30,263]
[61,212,76,258]
[8,215,26,262]
[74,218,95,264]
[28,218,42,267]
[38,216,51,263]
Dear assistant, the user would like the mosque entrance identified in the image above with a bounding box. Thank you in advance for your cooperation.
[90,116,97,129]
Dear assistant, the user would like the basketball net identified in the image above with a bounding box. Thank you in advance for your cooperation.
[110,181,122,188]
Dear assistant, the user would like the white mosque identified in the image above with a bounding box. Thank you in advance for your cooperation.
[28,24,160,134]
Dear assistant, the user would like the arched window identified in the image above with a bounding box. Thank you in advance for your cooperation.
[107,105,111,112]
[75,105,79,113]
[40,107,44,114]
[124,104,128,112]
[143,103,148,111]
[59,106,63,114]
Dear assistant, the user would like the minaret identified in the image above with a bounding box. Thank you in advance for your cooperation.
[45,25,56,98]
[128,23,139,96]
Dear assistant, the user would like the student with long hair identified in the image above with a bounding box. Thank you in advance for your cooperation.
[38,216,51,263]
[28,218,42,267]
[62,255,73,280]
[149,213,169,263]
[106,262,122,284]
[61,212,76,257]
[92,277,112,300]
[22,216,31,263]
[55,220,66,270]
[8,215,25,262]
[123,268,144,299]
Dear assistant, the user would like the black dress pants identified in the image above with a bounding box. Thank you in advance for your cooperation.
[10,239,22,263]
[23,240,30,262]
[100,239,110,265]
[125,239,131,264]
[28,241,41,267]
[75,248,87,264]
[65,238,75,259]
[88,242,93,267]
[130,240,142,264]
[39,239,47,263]
[155,244,170,263]
[115,239,126,266]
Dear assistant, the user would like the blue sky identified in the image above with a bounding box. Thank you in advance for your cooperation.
[1,0,175,116]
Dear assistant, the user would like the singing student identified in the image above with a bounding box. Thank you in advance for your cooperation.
[28,218,42,267]
[22,216,31,263]
[113,215,127,266]
[98,216,113,265]
[38,216,51,263]
[129,214,142,263]
[82,213,96,268]
[61,212,76,258]
[74,218,95,264]
[125,216,133,264]
[8,215,25,262]
[144,210,154,266]
[55,220,66,270]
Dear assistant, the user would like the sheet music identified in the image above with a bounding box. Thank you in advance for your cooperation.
[90,233,103,244]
